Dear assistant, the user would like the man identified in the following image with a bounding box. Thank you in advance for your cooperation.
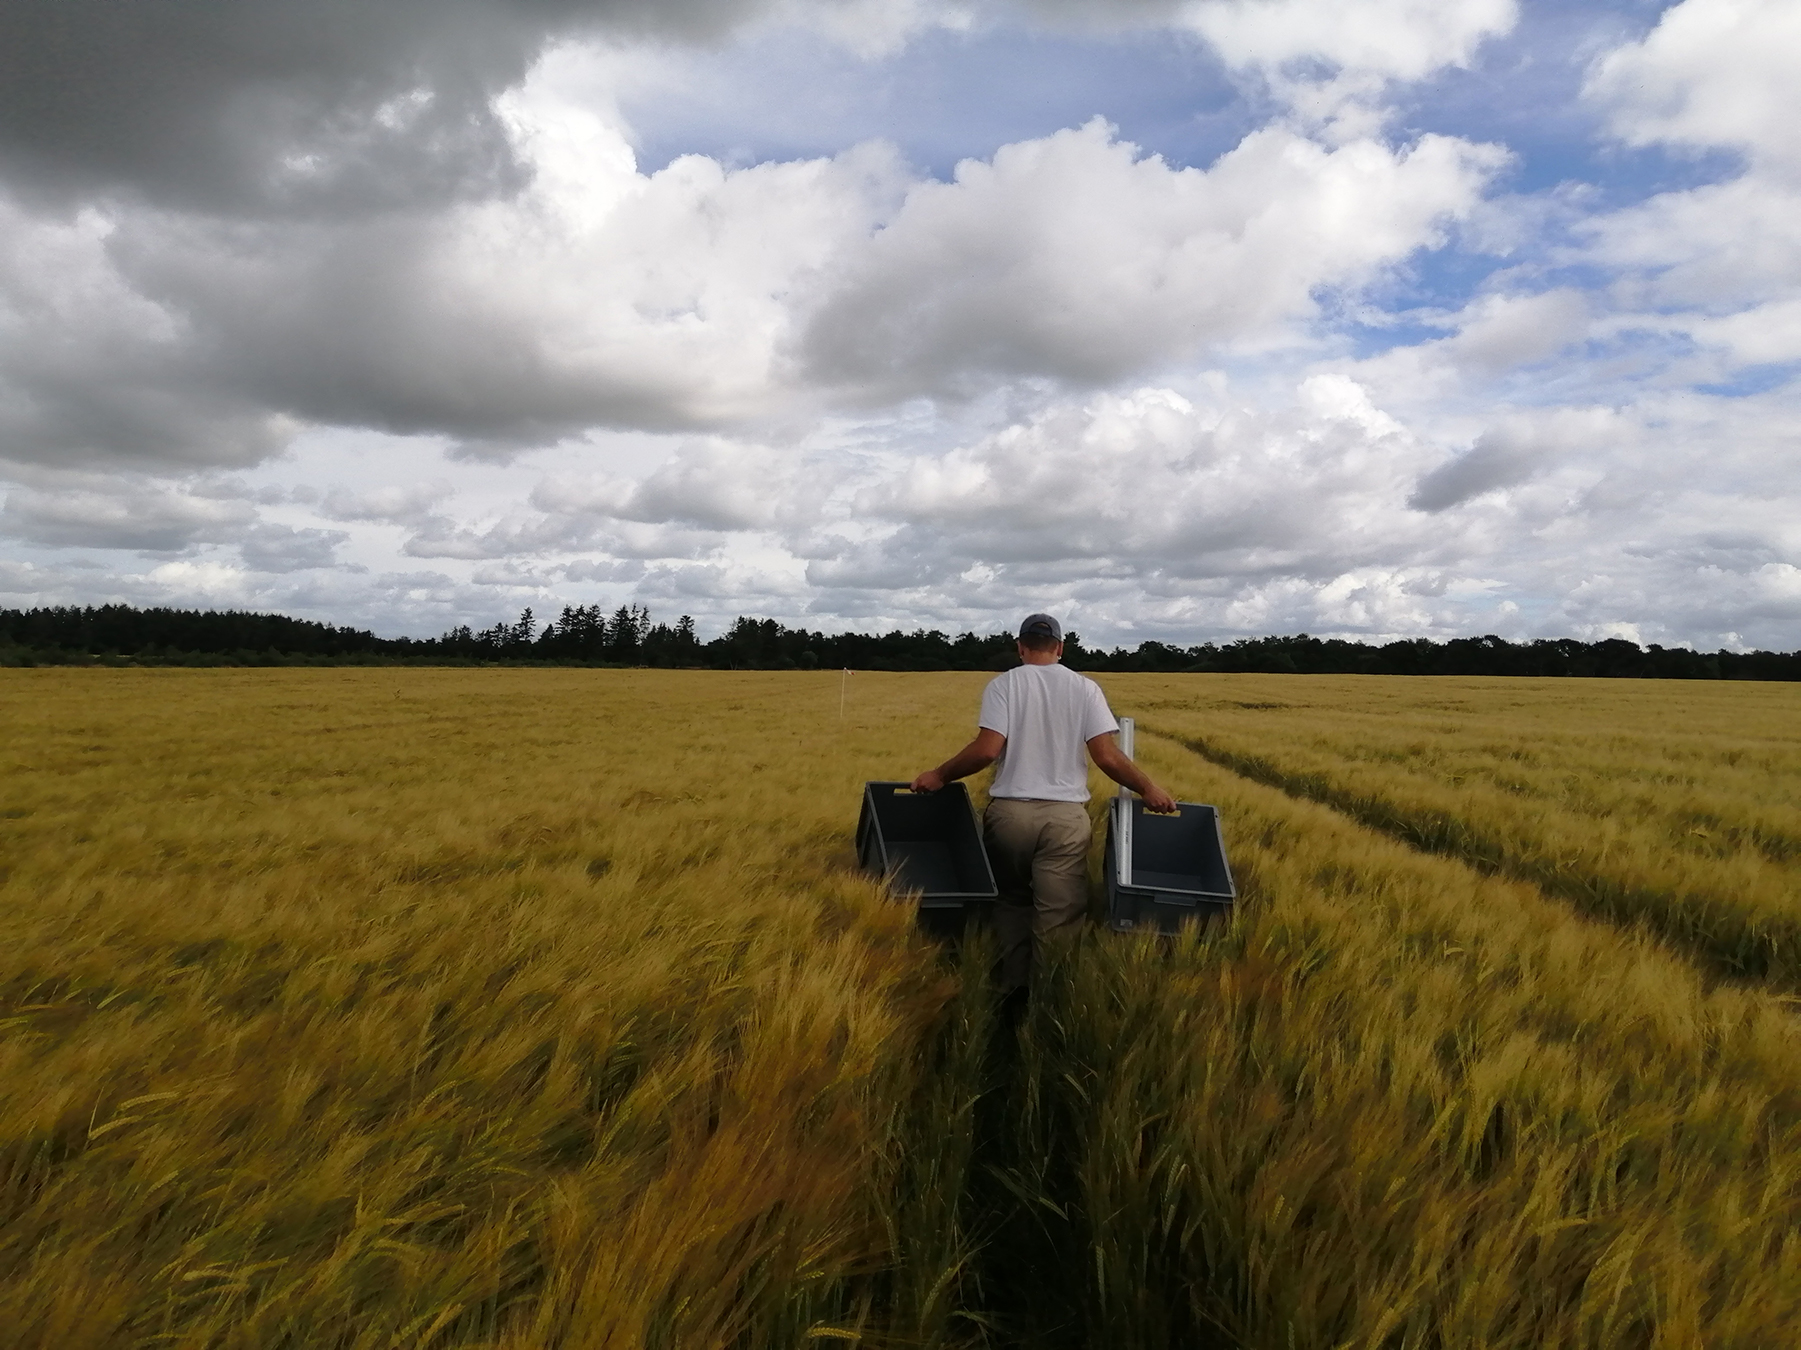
[910,613,1177,991]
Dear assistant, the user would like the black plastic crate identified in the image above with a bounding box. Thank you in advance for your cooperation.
[858,782,997,930]
[1104,796,1236,934]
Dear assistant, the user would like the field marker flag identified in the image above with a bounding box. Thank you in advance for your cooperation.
[840,668,852,718]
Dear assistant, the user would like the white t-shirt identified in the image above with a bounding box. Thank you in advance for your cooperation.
[979,662,1119,802]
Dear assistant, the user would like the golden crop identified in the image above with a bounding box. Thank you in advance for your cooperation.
[1,669,993,1349]
[1125,674,1801,984]
[3,668,1798,1348]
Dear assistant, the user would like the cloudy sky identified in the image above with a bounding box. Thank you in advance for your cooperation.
[0,0,1796,648]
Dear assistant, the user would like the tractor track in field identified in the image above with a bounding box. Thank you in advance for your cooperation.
[1144,725,1801,996]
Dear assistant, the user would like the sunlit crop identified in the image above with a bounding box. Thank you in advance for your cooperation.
[1126,675,1801,984]
[4,669,1798,1348]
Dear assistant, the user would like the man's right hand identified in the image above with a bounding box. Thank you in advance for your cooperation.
[910,769,946,793]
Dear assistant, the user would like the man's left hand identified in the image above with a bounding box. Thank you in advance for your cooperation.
[1140,784,1178,813]
[910,769,946,793]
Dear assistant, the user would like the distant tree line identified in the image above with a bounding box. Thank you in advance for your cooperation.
[2,603,1797,680]
[0,604,388,662]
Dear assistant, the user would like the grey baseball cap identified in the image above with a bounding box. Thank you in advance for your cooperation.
[1018,613,1062,642]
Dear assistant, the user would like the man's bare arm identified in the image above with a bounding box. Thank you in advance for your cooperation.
[910,728,1007,793]
[1088,734,1178,813]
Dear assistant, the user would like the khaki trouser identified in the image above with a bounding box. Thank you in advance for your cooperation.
[983,798,1092,991]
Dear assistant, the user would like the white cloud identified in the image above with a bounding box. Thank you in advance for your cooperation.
[561,557,648,583]
[1686,299,1801,369]
[0,73,898,468]
[1577,0,1801,329]
[848,379,1435,583]
[1,60,1508,470]
[1578,171,1801,312]
[532,438,814,530]
[804,119,1506,397]
[793,0,976,56]
[1181,0,1516,79]
[1331,287,1599,418]
[1587,0,1800,173]
[1437,290,1591,375]
[1015,0,1517,87]
[143,559,254,602]
[402,377,1792,649]
[7,368,1795,649]
[1177,0,1518,137]
[319,480,456,524]
[115,126,899,455]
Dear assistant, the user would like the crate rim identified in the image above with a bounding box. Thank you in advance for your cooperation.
[1109,795,1237,902]
[858,778,999,902]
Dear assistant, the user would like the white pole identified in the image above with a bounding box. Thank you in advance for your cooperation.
[1118,716,1136,798]
[1114,715,1136,887]
[840,668,850,718]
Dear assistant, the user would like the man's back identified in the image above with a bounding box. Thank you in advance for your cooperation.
[911,614,1172,993]
[979,662,1117,802]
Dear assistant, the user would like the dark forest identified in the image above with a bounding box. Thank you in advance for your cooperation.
[3,603,1797,680]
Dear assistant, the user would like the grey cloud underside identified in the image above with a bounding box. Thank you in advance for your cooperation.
[0,480,256,552]
[1408,431,1546,511]
[0,369,291,473]
[0,0,1234,219]
[0,0,776,214]
[240,524,352,573]
[0,200,766,473]
[129,220,716,446]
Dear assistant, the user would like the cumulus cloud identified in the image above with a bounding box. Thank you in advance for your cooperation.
[422,377,1459,622]
[842,378,1437,584]
[1577,0,1801,358]
[562,557,648,583]
[1686,298,1801,370]
[401,514,595,562]
[0,198,299,471]
[1,35,1511,471]
[0,119,901,469]
[1334,287,1598,417]
[1587,0,1799,172]
[804,119,1506,397]
[534,438,812,530]
[341,371,1791,649]
[1176,0,1517,133]
[1181,0,1516,80]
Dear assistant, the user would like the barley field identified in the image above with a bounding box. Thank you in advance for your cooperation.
[3,669,1798,1349]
